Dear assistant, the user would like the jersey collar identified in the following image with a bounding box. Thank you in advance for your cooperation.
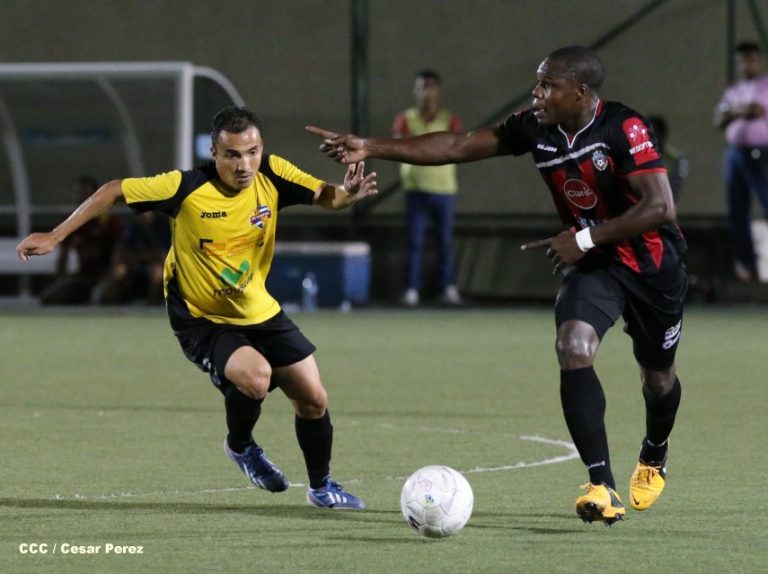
[558,99,602,149]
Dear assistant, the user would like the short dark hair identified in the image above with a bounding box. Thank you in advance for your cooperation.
[547,45,605,90]
[415,69,441,84]
[211,105,262,145]
[736,41,761,55]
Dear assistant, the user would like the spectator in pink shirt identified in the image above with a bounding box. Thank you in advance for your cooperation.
[714,41,768,283]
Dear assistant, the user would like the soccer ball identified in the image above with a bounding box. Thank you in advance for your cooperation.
[400,465,474,539]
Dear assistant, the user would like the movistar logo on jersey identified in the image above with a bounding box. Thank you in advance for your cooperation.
[249,205,272,229]
[215,260,252,296]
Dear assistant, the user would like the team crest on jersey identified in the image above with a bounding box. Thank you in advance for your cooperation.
[592,150,608,171]
[249,204,272,229]
[563,179,598,210]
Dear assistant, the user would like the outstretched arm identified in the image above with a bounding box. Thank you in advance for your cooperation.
[16,179,125,261]
[305,125,505,165]
[522,171,676,274]
[313,162,378,210]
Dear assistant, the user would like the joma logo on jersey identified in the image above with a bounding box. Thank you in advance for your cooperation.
[201,211,227,219]
[563,179,598,210]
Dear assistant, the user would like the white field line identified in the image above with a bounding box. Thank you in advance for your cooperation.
[48,434,577,502]
[384,435,579,481]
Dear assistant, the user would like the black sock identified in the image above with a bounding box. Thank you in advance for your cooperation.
[560,367,615,489]
[640,377,681,465]
[224,386,263,453]
[295,410,333,489]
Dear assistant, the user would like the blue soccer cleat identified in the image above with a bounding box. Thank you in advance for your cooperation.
[307,477,365,510]
[224,438,289,493]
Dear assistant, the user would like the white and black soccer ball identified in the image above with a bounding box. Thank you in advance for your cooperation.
[400,465,473,539]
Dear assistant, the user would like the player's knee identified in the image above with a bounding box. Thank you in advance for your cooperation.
[229,363,272,400]
[294,387,328,419]
[641,366,676,396]
[555,332,597,369]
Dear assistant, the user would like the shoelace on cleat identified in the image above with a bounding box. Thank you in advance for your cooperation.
[324,479,344,492]
[636,466,658,485]
[579,482,602,494]
[243,447,274,475]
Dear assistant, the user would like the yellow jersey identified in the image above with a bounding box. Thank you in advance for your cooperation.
[393,107,462,195]
[121,154,322,328]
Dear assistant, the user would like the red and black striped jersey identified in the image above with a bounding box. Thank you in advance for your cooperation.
[498,100,686,276]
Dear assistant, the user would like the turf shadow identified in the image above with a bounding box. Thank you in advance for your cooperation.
[466,510,583,534]
[473,510,575,520]
[325,535,425,544]
[5,403,218,414]
[336,409,508,419]
[467,523,581,534]
[0,497,401,524]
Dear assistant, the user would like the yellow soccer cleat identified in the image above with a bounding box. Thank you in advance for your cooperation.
[629,462,666,510]
[575,483,626,526]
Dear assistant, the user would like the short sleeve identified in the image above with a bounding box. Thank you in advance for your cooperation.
[261,154,321,209]
[122,171,183,215]
[498,110,536,156]
[606,114,665,174]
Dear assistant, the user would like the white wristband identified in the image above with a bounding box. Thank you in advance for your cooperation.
[575,227,595,252]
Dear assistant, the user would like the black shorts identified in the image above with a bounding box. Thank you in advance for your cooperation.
[173,310,316,395]
[554,261,687,370]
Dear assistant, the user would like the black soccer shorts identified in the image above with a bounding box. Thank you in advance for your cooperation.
[554,261,688,371]
[173,310,316,394]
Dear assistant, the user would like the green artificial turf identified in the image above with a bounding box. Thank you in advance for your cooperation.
[1,306,765,573]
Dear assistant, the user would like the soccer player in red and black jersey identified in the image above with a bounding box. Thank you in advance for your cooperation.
[308,45,685,525]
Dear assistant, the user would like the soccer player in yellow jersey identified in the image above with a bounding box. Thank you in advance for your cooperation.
[17,106,377,509]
